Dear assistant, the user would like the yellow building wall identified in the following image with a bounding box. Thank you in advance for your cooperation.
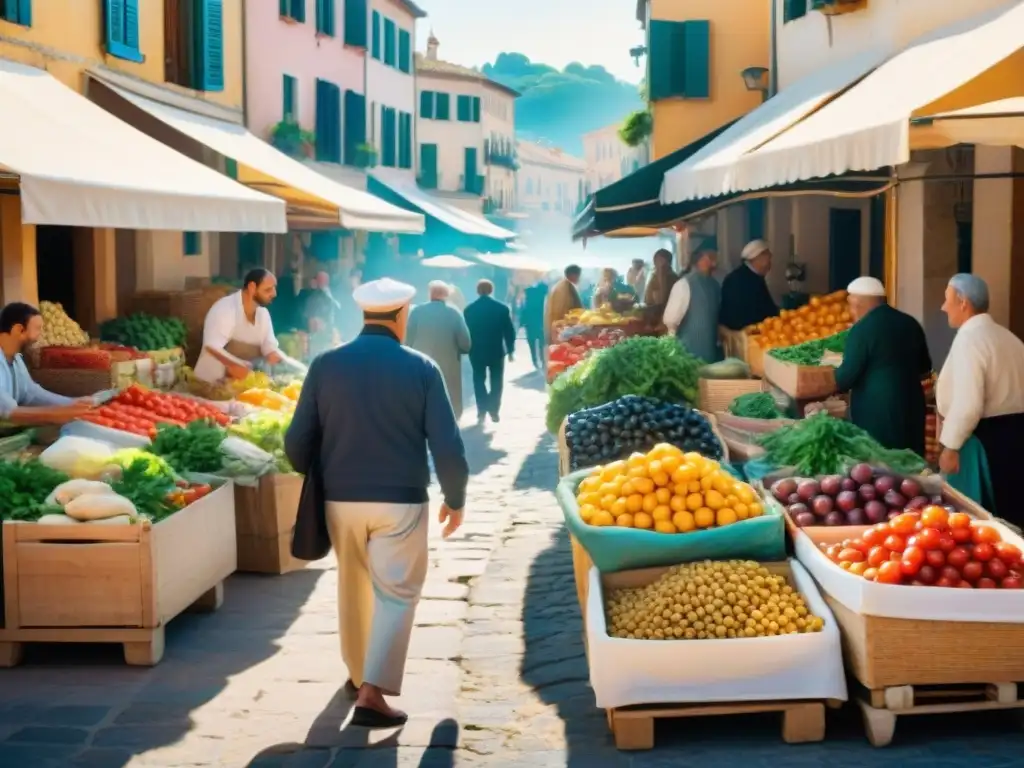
[0,0,243,106]
[648,0,769,159]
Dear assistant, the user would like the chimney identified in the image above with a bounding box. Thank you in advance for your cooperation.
[426,30,439,60]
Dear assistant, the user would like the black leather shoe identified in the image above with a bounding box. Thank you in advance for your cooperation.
[343,679,358,698]
[350,706,408,728]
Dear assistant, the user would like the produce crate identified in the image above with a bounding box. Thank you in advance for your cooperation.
[718,326,748,362]
[762,353,837,400]
[747,338,766,378]
[0,483,236,667]
[587,561,842,750]
[233,473,306,574]
[697,377,765,414]
[30,362,137,397]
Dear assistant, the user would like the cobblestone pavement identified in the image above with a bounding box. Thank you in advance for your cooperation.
[3,346,1024,767]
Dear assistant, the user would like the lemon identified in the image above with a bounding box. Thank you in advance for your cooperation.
[669,495,687,513]
[652,505,672,522]
[610,498,627,517]
[621,480,636,496]
[626,494,644,513]
[672,510,696,532]
[694,507,715,528]
[716,508,738,526]
[654,520,677,534]
[734,502,749,520]
[592,510,615,527]
[615,513,635,528]
[642,493,659,513]
[632,477,655,495]
[633,512,654,530]
[600,494,618,511]
[685,492,703,511]
[655,487,672,504]
[704,490,725,510]
[651,470,671,487]
[749,501,764,517]
[579,504,597,522]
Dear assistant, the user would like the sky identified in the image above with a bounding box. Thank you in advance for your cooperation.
[413,0,646,83]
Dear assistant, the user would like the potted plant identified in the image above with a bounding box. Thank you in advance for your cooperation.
[269,119,315,159]
[355,143,378,169]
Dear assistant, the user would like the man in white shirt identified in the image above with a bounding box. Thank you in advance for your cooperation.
[662,248,721,363]
[937,273,1024,520]
[193,268,285,383]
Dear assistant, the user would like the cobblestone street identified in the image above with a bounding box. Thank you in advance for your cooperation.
[2,348,1024,766]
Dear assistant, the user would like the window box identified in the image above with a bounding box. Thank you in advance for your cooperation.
[270,118,316,159]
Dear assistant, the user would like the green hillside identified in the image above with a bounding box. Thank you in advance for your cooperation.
[481,53,643,156]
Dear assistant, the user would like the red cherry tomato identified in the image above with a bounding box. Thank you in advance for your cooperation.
[956,580,974,589]
[862,528,888,548]
[901,546,925,576]
[924,549,946,568]
[994,542,1022,566]
[1002,576,1023,589]
[941,565,962,583]
[935,576,958,588]
[947,547,971,570]
[972,525,1002,545]
[867,546,891,567]
[889,514,918,535]
[950,527,973,544]
[973,543,995,562]
[917,564,938,585]
[914,527,942,551]
[961,561,983,583]
[876,561,903,585]
[976,578,998,589]
[883,534,907,553]
[920,506,949,530]
[986,558,1009,580]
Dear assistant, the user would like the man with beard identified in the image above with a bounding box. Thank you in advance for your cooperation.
[0,303,95,426]
[194,268,290,383]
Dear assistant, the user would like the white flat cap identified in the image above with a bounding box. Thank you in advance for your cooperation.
[847,276,886,297]
[353,278,416,311]
[741,239,770,261]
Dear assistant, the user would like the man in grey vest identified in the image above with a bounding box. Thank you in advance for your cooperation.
[662,247,722,363]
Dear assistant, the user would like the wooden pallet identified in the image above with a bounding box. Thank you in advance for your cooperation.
[858,681,1024,747]
[605,699,827,750]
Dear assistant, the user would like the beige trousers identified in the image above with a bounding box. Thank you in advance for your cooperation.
[325,501,429,696]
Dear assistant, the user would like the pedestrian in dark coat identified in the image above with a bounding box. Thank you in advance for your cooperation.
[521,281,548,369]
[463,279,516,423]
[719,239,780,331]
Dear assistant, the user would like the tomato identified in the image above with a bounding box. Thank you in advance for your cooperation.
[917,564,938,585]
[947,547,971,570]
[994,542,1022,566]
[935,576,958,588]
[950,527,973,544]
[876,561,903,584]
[867,546,890,567]
[1002,576,1023,589]
[901,546,925,576]
[862,527,888,548]
[941,565,962,583]
[961,561,984,583]
[863,567,878,582]
[913,527,942,551]
[838,547,865,563]
[839,561,853,571]
[883,534,907,553]
[972,525,1001,545]
[825,544,843,562]
[889,514,918,535]
[956,580,974,589]
[920,505,949,530]
[986,558,1009,581]
[976,578,998,589]
[973,543,995,562]
[948,512,972,529]
[872,522,891,536]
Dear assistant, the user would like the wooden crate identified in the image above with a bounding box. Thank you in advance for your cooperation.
[234,473,307,575]
[697,377,765,414]
[762,353,836,400]
[0,483,237,667]
[718,327,748,361]
[747,340,766,378]
[30,361,137,397]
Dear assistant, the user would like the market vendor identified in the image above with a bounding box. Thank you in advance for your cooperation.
[831,276,931,455]
[544,264,583,342]
[0,302,95,425]
[591,268,638,311]
[936,274,1024,521]
[194,268,296,383]
[663,247,721,363]
[719,239,780,331]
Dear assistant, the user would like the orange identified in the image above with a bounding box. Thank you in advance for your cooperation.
[655,487,672,504]
[685,492,704,511]
[672,510,696,532]
[610,498,628,517]
[592,510,615,527]
[669,494,687,513]
[579,504,598,522]
[734,502,749,520]
[600,494,618,511]
[716,508,738,526]
[632,477,655,495]
[694,507,715,528]
[704,490,725,510]
[626,452,647,469]
[687,481,702,494]
[579,476,601,493]
[577,492,601,508]
[598,482,619,498]
[654,520,677,534]
[625,493,644,513]
[652,505,672,522]
[620,480,636,497]
[627,465,649,480]
[600,460,627,481]
[615,513,635,528]
[633,512,654,530]
[647,459,663,475]
[642,493,659,513]
[659,455,681,474]
[748,501,764,517]
[651,470,671,487]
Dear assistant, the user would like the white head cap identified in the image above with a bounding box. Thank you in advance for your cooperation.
[741,239,769,261]
[847,276,886,297]
[427,280,450,300]
[353,278,416,311]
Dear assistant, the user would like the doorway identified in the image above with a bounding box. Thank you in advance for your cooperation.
[35,225,76,316]
[828,208,862,292]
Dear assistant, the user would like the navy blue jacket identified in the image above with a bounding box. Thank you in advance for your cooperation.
[284,326,469,510]
[463,295,516,364]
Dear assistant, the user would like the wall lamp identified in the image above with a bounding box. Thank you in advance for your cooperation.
[630,45,648,67]
[742,66,770,102]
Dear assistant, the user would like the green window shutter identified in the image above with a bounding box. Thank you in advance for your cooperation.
[381,107,396,167]
[746,199,766,240]
[383,18,396,66]
[419,90,434,119]
[184,232,201,256]
[456,95,471,122]
[398,112,412,169]
[195,0,224,92]
[370,10,380,58]
[398,28,411,73]
[472,96,481,123]
[105,0,142,62]
[282,74,296,119]
[784,0,807,22]
[435,93,450,120]
[316,79,342,162]
[344,0,368,47]
[316,0,335,35]
[420,143,438,187]
[343,89,366,165]
[682,20,710,98]
[464,147,478,192]
[279,0,288,16]
[1,0,32,25]
[290,0,305,22]
[646,20,677,100]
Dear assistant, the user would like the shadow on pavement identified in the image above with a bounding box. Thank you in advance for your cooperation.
[459,424,508,477]
[510,369,547,392]
[512,432,557,491]
[0,567,323,767]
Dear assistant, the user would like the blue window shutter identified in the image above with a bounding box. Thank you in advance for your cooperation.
[290,0,305,22]
[472,96,481,123]
[370,10,380,58]
[456,95,471,122]
[398,112,412,169]
[282,74,296,119]
[398,29,411,73]
[316,0,335,35]
[746,199,766,240]
[419,143,437,187]
[105,0,143,62]
[316,79,342,162]
[279,0,288,16]
[195,0,224,92]
[436,92,450,120]
[2,0,31,25]
[183,232,201,256]
[382,107,396,167]
[345,0,368,47]
[383,18,396,66]
[419,90,434,119]
[784,0,807,22]
[648,20,690,100]
[464,147,478,192]
[343,89,366,165]
[682,20,710,98]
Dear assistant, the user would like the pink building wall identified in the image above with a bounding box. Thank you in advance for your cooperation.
[244,0,366,142]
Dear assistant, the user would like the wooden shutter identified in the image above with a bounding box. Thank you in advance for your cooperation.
[399,112,413,169]
[370,10,380,58]
[316,0,335,35]
[5,0,31,25]
[196,0,224,92]
[316,80,342,162]
[682,20,710,98]
[420,144,438,187]
[105,0,125,46]
[472,96,481,123]
[283,74,296,119]
[383,18,396,65]
[381,107,396,167]
[646,20,678,100]
[343,89,367,165]
[436,93,450,120]
[279,0,288,16]
[184,232,201,256]
[784,0,807,22]
[419,90,434,119]
[464,148,478,192]
[345,0,368,47]
[457,95,471,122]
[106,0,142,61]
[398,28,411,73]
[290,0,305,22]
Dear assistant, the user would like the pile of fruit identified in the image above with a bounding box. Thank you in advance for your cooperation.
[819,507,1022,588]
[100,313,187,351]
[38,346,113,371]
[562,307,637,327]
[606,560,825,640]
[566,395,723,471]
[771,464,937,527]
[236,388,295,412]
[77,384,230,437]
[547,328,626,381]
[38,301,90,347]
[576,444,764,533]
[746,292,851,352]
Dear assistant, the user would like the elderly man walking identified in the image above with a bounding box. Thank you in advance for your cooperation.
[406,281,472,418]
[463,279,516,424]
[284,278,469,728]
[937,274,1024,522]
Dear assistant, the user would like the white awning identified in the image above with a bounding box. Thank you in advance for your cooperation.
[421,254,477,268]
[0,59,285,232]
[661,48,888,203]
[911,97,1024,149]
[721,0,1024,193]
[97,80,424,234]
[474,252,554,273]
